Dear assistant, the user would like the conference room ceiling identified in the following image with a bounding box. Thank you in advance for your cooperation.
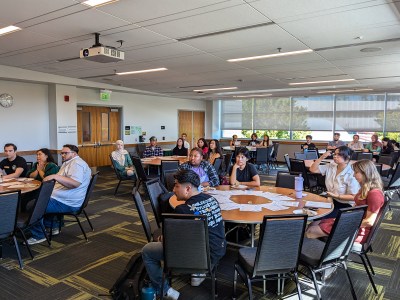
[1,0,400,100]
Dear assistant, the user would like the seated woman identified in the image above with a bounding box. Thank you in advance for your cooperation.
[229,148,260,187]
[230,134,241,147]
[111,140,135,178]
[364,134,382,155]
[197,138,209,158]
[26,148,59,181]
[381,137,394,155]
[179,147,219,187]
[306,159,384,243]
[208,139,223,165]
[301,134,316,150]
[248,133,260,146]
[260,134,273,147]
[172,138,188,156]
[310,146,360,218]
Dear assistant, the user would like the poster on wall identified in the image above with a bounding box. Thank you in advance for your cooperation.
[124,125,142,142]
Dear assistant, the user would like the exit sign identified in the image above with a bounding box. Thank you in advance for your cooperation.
[100,89,111,101]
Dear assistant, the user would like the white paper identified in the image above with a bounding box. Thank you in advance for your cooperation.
[304,201,332,209]
[277,201,299,208]
[261,202,289,211]
[239,205,262,212]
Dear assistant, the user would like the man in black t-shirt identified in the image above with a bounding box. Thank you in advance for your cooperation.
[0,143,28,179]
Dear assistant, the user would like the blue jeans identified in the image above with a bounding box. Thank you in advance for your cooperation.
[142,242,170,295]
[30,198,80,239]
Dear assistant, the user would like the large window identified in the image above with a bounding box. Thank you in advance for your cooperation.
[220,93,400,140]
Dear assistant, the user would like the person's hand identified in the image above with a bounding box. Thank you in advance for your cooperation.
[326,192,339,198]
[43,174,57,182]
[321,151,331,159]
[37,161,45,171]
[303,145,308,149]
[157,235,163,242]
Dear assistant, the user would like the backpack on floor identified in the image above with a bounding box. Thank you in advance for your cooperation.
[109,252,148,300]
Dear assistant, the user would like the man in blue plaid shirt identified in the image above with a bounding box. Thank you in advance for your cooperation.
[143,136,164,157]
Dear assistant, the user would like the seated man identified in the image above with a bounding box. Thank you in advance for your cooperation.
[142,170,226,299]
[143,136,163,158]
[27,144,91,245]
[301,135,316,151]
[348,134,364,151]
[0,143,28,179]
[327,132,345,150]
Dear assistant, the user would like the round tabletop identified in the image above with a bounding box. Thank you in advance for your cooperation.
[222,146,258,152]
[170,185,332,224]
[0,178,41,194]
[304,159,391,171]
[141,156,188,166]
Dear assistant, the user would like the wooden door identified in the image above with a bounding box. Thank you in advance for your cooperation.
[178,110,205,147]
[77,106,121,167]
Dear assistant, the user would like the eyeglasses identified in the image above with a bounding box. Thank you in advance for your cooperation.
[60,151,74,155]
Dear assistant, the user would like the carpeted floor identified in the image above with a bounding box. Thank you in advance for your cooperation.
[0,165,399,300]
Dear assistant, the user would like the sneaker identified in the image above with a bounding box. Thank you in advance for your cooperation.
[51,228,60,236]
[191,273,206,287]
[164,287,180,300]
[26,237,46,245]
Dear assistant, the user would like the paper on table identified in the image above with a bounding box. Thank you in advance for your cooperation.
[277,201,300,207]
[219,203,241,210]
[7,184,26,189]
[239,205,262,212]
[261,202,288,211]
[17,178,34,181]
[1,182,19,186]
[304,201,332,209]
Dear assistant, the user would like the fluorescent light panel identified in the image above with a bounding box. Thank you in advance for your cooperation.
[0,25,21,36]
[317,88,373,94]
[233,94,272,98]
[116,68,167,75]
[194,87,238,92]
[227,49,313,62]
[289,78,355,85]
[82,0,119,7]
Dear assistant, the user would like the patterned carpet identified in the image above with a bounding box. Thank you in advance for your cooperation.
[0,165,399,300]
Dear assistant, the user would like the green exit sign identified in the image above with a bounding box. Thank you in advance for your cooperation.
[100,89,111,101]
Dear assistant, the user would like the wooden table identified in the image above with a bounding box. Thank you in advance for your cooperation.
[141,156,188,166]
[170,185,332,246]
[0,178,41,194]
[223,146,257,152]
[304,159,391,171]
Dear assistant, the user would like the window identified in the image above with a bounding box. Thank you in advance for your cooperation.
[291,96,333,131]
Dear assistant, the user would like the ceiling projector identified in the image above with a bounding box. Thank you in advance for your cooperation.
[80,33,124,63]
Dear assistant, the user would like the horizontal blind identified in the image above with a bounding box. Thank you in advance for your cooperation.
[386,94,400,131]
[253,98,291,130]
[220,100,252,130]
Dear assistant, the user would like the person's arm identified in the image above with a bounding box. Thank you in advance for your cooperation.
[361,190,384,227]
[310,151,331,174]
[326,192,356,202]
[27,162,38,179]
[229,164,239,185]
[204,162,219,187]
[44,173,81,188]
[4,167,24,179]
[44,163,60,177]
[126,154,133,169]
[361,211,379,227]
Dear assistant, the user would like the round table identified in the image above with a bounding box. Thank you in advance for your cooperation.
[223,146,257,152]
[304,159,391,171]
[170,185,332,247]
[141,156,188,166]
[0,178,41,193]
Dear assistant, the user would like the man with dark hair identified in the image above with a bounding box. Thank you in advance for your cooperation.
[301,135,316,150]
[327,132,345,150]
[143,136,163,157]
[0,143,28,179]
[142,169,226,299]
[348,134,364,150]
[27,144,91,245]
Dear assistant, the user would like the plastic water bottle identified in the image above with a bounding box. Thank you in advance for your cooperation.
[304,148,308,155]
[141,285,156,300]
[0,173,3,183]
[295,174,304,199]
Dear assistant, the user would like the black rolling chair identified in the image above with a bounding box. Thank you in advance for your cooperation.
[213,157,223,174]
[26,161,33,170]
[270,142,280,169]
[284,154,291,171]
[131,156,158,192]
[300,205,367,300]
[137,143,146,158]
[145,179,168,228]
[374,163,383,176]
[275,171,301,189]
[289,158,318,192]
[161,214,216,300]
[0,191,23,268]
[255,147,271,174]
[378,155,395,177]
[223,152,233,175]
[17,180,55,258]
[356,152,373,161]
[294,152,307,160]
[350,189,394,294]
[233,215,308,299]
[160,160,179,186]
[132,190,162,242]
[47,172,99,241]
[305,150,319,160]
[385,162,400,189]
[109,154,136,195]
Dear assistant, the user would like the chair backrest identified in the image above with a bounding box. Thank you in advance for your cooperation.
[109,154,123,180]
[213,157,223,173]
[284,154,291,171]
[378,155,394,167]
[319,205,367,267]
[161,160,179,183]
[162,213,210,274]
[131,156,148,181]
[350,150,362,161]
[27,180,56,226]
[223,153,233,175]
[163,169,177,192]
[137,143,146,157]
[26,161,33,170]
[275,171,301,189]
[255,147,269,164]
[79,172,99,212]
[289,158,311,187]
[388,162,400,188]
[305,150,318,160]
[362,190,393,249]
[357,152,373,161]
[132,190,153,242]
[271,142,279,159]
[0,191,20,239]
[253,215,308,276]
[145,179,168,227]
[294,152,307,160]
[374,163,383,175]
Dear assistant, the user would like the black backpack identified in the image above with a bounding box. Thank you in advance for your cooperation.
[109,252,148,300]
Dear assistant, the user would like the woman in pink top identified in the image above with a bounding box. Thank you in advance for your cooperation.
[197,138,209,159]
[306,159,384,243]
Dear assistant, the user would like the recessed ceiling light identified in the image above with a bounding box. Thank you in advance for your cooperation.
[82,0,119,7]
[360,47,382,53]
[116,68,168,75]
[193,87,238,92]
[233,94,272,98]
[227,49,313,62]
[0,25,21,36]
[317,88,373,94]
[289,79,355,85]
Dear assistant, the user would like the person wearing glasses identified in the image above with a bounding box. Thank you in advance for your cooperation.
[27,144,91,245]
[310,145,360,218]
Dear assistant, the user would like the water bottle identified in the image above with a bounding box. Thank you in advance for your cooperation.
[294,174,304,199]
[0,173,3,183]
[304,148,308,155]
[141,284,156,300]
